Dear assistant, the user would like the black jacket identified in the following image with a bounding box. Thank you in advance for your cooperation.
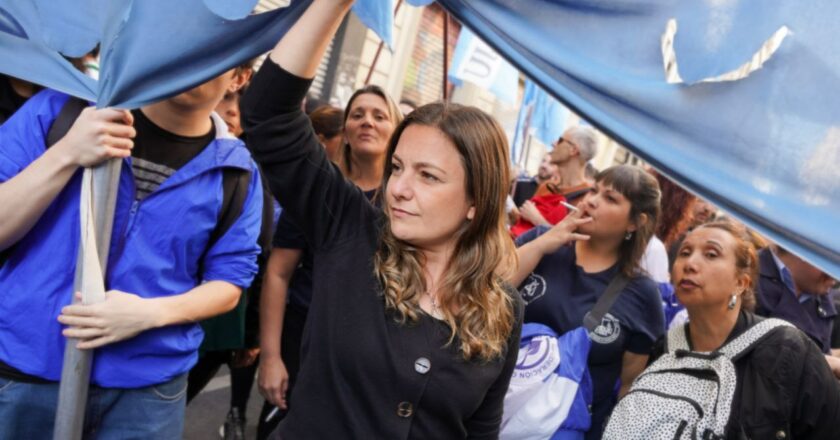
[651,311,840,439]
[242,60,524,440]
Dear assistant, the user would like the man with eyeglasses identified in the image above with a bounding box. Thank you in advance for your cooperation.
[517,126,599,228]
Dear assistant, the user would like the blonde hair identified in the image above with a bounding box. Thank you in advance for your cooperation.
[337,85,403,177]
[374,103,517,361]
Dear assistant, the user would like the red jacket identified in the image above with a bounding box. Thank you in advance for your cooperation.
[510,193,568,238]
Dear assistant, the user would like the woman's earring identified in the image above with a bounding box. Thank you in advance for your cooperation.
[727,292,738,310]
[624,231,633,241]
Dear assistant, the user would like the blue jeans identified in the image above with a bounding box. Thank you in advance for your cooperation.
[0,373,187,439]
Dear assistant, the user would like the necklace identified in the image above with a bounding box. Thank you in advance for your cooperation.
[425,290,443,319]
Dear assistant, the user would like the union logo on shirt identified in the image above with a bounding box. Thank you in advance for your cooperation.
[519,273,547,304]
[589,313,621,344]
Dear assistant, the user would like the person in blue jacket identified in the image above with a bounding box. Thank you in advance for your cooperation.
[0,67,263,439]
[510,165,665,440]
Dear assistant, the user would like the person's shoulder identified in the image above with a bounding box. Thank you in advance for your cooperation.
[503,281,525,317]
[648,335,667,363]
[617,273,664,325]
[273,211,308,248]
[212,134,258,173]
[759,321,817,349]
[647,235,667,254]
[739,318,824,388]
[542,242,576,268]
[526,239,575,268]
[737,316,817,366]
[501,281,526,345]
[2,89,71,130]
[27,88,72,109]
[628,272,660,298]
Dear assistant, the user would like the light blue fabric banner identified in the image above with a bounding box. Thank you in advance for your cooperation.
[2,0,837,276]
[0,0,402,109]
[448,26,518,105]
[511,79,568,164]
[437,0,840,277]
[352,0,394,49]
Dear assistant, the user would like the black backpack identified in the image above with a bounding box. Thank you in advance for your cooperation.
[1,97,274,270]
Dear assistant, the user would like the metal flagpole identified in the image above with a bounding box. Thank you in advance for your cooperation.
[442,10,450,101]
[53,159,123,440]
[364,0,404,85]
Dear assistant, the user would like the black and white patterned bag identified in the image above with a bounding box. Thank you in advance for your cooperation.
[603,318,792,440]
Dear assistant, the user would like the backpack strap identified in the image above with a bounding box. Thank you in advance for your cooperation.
[216,163,274,258]
[46,96,89,148]
[213,168,250,247]
[196,167,249,282]
[666,317,793,357]
[583,272,630,333]
[718,318,793,361]
[255,166,275,255]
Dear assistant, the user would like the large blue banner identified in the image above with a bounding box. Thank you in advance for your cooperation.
[0,0,391,108]
[437,0,840,277]
[0,0,315,108]
[1,0,838,276]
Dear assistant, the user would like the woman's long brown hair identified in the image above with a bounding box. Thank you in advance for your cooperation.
[373,103,518,361]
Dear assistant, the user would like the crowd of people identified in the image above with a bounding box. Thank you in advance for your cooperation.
[0,0,838,439]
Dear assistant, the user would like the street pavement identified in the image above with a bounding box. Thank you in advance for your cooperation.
[184,367,265,440]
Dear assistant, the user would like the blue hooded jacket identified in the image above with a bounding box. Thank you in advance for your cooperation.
[0,89,262,388]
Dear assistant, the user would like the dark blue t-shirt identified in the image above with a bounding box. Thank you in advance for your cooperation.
[516,226,664,439]
[273,211,315,309]
[273,188,379,310]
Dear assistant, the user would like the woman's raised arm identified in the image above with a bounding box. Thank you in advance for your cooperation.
[268,0,354,79]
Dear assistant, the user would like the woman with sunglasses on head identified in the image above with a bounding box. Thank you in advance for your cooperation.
[511,164,665,439]
[241,1,523,438]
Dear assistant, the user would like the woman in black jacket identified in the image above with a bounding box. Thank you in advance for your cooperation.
[241,1,523,438]
[651,221,840,438]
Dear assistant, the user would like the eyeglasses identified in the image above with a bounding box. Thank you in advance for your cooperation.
[555,137,579,150]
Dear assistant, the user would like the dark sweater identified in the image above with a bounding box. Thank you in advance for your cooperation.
[242,59,523,439]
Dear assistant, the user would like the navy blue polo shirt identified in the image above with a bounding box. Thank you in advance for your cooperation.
[756,248,837,353]
[516,226,664,439]
[272,212,315,310]
[273,189,379,311]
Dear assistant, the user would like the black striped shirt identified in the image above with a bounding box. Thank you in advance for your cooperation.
[130,109,213,200]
